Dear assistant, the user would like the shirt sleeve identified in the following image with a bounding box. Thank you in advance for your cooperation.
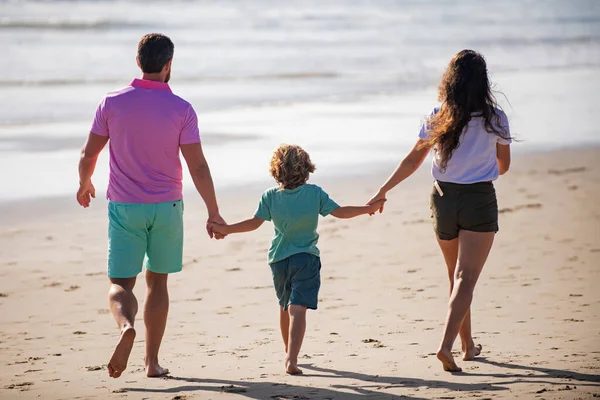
[254,191,271,221]
[90,97,109,137]
[496,110,512,145]
[418,107,440,140]
[180,105,201,145]
[319,187,340,217]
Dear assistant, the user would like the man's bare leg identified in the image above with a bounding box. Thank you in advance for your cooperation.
[436,238,481,361]
[144,270,170,377]
[285,304,306,375]
[437,231,494,372]
[280,306,290,353]
[107,277,138,379]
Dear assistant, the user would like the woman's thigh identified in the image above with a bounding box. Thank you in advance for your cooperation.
[456,230,495,285]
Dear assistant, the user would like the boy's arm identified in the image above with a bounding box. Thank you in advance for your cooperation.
[330,200,385,219]
[209,216,265,235]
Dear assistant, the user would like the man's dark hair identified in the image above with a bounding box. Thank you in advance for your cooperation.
[137,33,174,73]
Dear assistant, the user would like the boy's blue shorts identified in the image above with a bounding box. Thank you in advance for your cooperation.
[270,253,321,311]
[107,200,184,279]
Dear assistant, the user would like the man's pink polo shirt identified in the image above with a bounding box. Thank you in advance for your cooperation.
[91,78,200,203]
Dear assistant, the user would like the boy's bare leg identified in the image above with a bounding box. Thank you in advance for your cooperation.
[285,304,307,375]
[144,270,170,377]
[279,306,290,352]
[436,231,494,372]
[436,238,481,361]
[107,277,138,379]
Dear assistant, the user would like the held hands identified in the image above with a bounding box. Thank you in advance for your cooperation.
[206,221,229,237]
[77,180,96,208]
[367,190,387,215]
[206,213,227,240]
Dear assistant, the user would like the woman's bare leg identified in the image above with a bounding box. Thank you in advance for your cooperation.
[437,230,494,371]
[436,238,481,361]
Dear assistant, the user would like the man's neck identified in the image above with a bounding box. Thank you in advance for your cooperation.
[141,73,165,83]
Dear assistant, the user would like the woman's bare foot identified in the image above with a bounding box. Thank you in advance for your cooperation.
[285,358,303,375]
[145,360,169,378]
[436,348,462,372]
[462,344,482,361]
[107,326,136,379]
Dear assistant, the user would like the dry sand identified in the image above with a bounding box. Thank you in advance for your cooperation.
[1,147,599,399]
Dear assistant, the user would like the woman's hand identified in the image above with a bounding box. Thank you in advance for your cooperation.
[367,190,387,215]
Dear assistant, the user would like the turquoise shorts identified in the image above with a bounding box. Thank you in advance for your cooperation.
[108,200,184,279]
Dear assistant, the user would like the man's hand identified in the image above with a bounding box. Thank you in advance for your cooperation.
[367,190,387,215]
[77,181,96,208]
[207,221,229,237]
[207,213,227,240]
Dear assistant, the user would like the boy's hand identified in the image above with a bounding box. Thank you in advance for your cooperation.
[367,190,387,215]
[207,221,229,236]
[367,199,386,215]
[207,213,227,240]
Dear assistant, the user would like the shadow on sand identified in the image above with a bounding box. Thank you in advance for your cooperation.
[123,359,600,399]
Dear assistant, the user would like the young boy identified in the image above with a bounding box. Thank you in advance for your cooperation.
[208,144,385,375]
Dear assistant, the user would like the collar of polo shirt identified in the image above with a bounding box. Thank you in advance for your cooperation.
[130,78,172,92]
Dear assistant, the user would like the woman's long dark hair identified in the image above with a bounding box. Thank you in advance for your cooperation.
[419,50,512,172]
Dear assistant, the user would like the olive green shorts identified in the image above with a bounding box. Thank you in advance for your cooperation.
[430,181,498,241]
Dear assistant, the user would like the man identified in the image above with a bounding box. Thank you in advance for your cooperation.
[77,33,225,379]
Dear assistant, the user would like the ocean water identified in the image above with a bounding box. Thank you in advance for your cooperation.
[1,0,600,202]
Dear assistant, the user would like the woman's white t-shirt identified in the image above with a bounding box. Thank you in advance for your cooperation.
[419,107,511,184]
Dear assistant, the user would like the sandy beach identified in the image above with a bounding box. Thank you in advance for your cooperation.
[0,146,599,399]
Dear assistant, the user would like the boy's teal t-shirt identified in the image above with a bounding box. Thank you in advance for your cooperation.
[254,184,340,264]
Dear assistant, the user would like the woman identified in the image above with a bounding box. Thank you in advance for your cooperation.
[368,49,512,372]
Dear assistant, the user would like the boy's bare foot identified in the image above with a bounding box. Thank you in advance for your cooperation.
[286,365,303,375]
[436,348,462,372]
[107,326,136,378]
[285,358,303,375]
[462,344,482,361]
[146,363,169,378]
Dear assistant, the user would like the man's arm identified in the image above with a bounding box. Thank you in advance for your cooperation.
[180,142,225,237]
[77,132,108,208]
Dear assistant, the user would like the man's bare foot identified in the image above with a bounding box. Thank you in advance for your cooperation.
[436,348,462,372]
[107,327,136,379]
[146,363,169,378]
[463,344,482,361]
[285,358,303,375]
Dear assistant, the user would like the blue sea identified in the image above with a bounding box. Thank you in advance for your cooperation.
[1,0,599,201]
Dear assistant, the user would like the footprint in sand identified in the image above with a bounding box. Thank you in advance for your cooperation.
[548,167,586,175]
[4,382,34,390]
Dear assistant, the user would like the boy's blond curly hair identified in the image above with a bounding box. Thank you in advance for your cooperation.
[269,144,316,190]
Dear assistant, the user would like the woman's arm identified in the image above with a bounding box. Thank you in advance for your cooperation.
[330,200,386,219]
[367,139,431,212]
[208,216,265,235]
[496,143,511,175]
